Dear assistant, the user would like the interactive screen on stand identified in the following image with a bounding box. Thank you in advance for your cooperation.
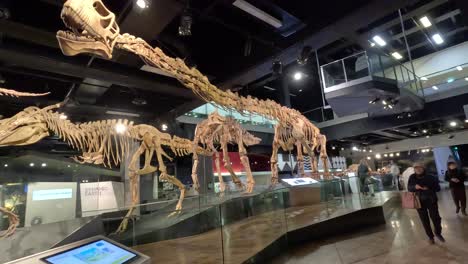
[42,239,137,264]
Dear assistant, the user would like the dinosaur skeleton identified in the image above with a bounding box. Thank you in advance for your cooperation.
[0,104,206,233]
[192,112,261,193]
[57,0,330,184]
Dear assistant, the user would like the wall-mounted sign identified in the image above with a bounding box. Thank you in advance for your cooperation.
[32,189,73,201]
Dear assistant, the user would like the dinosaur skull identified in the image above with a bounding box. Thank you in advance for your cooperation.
[57,0,120,59]
[0,107,50,147]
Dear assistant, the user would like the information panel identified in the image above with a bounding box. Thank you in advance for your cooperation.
[42,240,137,264]
[281,178,318,186]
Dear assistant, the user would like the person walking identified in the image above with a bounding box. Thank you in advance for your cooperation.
[358,159,372,196]
[390,160,400,190]
[445,161,467,215]
[408,162,444,244]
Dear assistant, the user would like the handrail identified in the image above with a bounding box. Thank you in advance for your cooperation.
[320,51,367,68]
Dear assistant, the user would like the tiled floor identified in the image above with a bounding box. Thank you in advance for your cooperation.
[273,188,468,264]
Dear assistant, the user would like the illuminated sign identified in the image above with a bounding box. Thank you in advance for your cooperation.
[32,189,73,201]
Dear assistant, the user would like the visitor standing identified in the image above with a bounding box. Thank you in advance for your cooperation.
[390,160,400,190]
[408,162,444,244]
[445,161,467,215]
[358,159,372,196]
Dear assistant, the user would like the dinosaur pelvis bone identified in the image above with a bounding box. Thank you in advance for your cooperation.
[57,0,119,59]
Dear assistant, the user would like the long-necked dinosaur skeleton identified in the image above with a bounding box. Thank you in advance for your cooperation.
[0,104,206,234]
[192,112,261,193]
[57,0,330,184]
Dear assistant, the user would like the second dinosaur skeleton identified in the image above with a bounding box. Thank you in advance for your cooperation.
[0,104,205,233]
[192,112,261,193]
[57,0,330,184]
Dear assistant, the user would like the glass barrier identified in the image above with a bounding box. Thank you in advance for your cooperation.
[320,50,424,96]
[1,161,401,263]
[419,62,468,97]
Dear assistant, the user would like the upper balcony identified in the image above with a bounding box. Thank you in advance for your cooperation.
[320,50,425,118]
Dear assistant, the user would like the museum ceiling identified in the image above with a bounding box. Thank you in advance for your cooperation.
[0,0,466,147]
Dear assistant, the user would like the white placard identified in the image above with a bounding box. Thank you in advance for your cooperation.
[282,178,318,186]
[80,182,124,217]
[32,189,73,201]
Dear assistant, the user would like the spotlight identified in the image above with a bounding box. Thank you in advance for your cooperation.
[115,123,127,134]
[390,153,394,157]
[332,146,336,150]
[29,163,35,167]
[272,60,282,76]
[369,150,373,153]
[375,154,381,159]
[421,77,428,81]
[3,164,7,167]
[457,66,463,71]
[59,114,67,120]
[450,121,457,127]
[422,129,427,134]
[136,0,149,9]
[384,154,388,157]
[465,120,468,123]
[447,78,455,83]
[341,147,345,151]
[161,124,168,131]
[407,113,412,118]
[396,153,400,156]
[388,104,393,109]
[382,99,388,105]
[297,46,313,65]
[465,77,468,81]
[293,72,303,81]
[432,86,438,90]
[367,157,371,160]
[41,163,47,167]
[178,9,193,36]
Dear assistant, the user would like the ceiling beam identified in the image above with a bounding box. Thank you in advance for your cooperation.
[371,131,408,140]
[0,43,196,99]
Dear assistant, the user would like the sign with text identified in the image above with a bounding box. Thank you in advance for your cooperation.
[80,182,124,217]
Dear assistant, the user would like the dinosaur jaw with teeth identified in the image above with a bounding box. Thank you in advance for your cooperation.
[57,0,120,59]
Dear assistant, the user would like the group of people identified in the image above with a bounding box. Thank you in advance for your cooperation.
[357,159,467,244]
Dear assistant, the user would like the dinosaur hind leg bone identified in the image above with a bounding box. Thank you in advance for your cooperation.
[0,207,19,238]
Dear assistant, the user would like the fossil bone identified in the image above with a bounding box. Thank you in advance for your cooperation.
[192,112,261,193]
[57,0,329,184]
[0,207,19,238]
[0,87,49,97]
[0,105,206,234]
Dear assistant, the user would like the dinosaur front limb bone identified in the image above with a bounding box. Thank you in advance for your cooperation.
[214,151,226,193]
[221,137,243,190]
[238,138,255,193]
[296,141,305,177]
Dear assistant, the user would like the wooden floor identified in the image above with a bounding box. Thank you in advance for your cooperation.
[133,193,397,264]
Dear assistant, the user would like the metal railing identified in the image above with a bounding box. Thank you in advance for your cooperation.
[320,50,424,96]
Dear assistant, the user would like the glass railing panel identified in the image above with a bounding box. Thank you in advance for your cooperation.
[343,52,370,82]
[321,60,347,88]
[221,186,288,264]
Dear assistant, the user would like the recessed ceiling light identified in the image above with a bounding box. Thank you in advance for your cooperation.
[450,121,457,127]
[29,163,35,167]
[332,146,336,150]
[432,33,444,45]
[136,0,149,9]
[457,66,463,71]
[161,124,168,131]
[375,154,381,159]
[422,129,428,134]
[372,35,386,46]
[299,89,303,92]
[3,164,7,167]
[391,52,403,60]
[293,72,303,81]
[419,16,432,28]
[384,154,388,157]
[41,163,47,167]
[432,86,438,90]
[367,157,371,160]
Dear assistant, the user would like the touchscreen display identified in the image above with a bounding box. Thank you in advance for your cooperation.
[43,239,137,264]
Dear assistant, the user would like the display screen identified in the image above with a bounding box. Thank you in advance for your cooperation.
[42,239,137,264]
[281,178,318,186]
[32,189,73,201]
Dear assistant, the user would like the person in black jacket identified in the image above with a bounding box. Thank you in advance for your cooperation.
[445,161,467,215]
[408,162,444,244]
